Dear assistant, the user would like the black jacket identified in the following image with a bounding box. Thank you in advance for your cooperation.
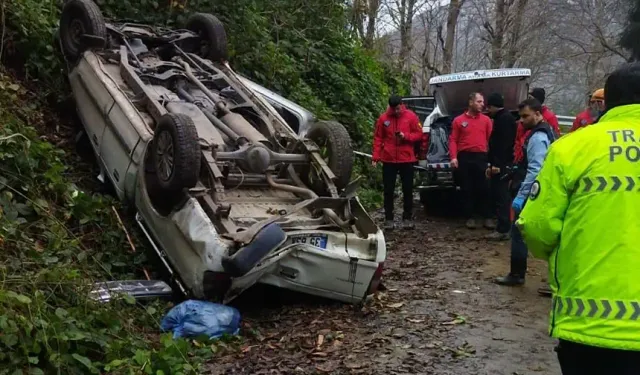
[488,109,517,168]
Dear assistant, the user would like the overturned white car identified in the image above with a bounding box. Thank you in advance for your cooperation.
[57,0,385,303]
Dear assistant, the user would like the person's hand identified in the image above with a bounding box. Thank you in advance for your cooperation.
[396,131,405,139]
[486,166,501,178]
[371,160,378,167]
[512,197,524,212]
[451,159,458,168]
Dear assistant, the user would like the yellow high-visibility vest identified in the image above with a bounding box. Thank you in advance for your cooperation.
[518,104,640,350]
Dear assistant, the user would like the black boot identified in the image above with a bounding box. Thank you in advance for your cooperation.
[494,273,525,286]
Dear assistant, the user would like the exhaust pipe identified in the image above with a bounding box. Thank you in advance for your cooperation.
[216,102,271,148]
[178,59,270,148]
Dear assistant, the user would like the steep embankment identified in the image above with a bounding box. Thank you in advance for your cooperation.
[0,0,410,373]
[0,70,226,374]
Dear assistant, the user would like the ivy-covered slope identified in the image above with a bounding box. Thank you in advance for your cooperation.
[0,0,410,372]
[0,70,232,374]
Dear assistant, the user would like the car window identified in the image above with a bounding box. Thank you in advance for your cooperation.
[402,96,435,124]
[267,101,301,134]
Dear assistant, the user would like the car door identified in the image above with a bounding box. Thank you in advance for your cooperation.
[68,55,110,161]
[100,100,143,201]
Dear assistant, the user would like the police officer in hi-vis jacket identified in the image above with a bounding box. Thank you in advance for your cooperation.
[517,62,640,374]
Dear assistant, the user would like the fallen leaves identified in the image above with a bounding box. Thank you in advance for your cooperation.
[316,334,324,349]
[387,302,405,309]
[442,315,467,325]
[406,318,424,323]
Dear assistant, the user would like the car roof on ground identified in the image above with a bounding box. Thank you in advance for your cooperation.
[429,68,532,85]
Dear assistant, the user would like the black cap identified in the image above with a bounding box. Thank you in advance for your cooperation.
[529,88,546,104]
[389,95,402,107]
[487,93,504,108]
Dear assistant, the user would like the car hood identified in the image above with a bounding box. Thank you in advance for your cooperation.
[429,69,531,117]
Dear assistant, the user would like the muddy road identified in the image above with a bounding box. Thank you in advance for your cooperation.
[208,207,560,375]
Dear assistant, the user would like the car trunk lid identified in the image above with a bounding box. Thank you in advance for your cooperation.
[429,69,531,117]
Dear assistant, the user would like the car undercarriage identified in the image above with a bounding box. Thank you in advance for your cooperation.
[58,0,385,303]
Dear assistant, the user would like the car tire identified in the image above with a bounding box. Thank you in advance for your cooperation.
[301,120,354,194]
[151,113,201,193]
[185,13,229,62]
[59,0,107,60]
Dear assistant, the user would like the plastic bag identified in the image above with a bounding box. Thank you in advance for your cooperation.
[160,300,241,339]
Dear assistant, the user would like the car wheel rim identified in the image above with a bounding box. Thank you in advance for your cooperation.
[156,131,174,182]
[69,19,85,46]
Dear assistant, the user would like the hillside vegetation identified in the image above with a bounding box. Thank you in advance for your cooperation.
[0,0,407,373]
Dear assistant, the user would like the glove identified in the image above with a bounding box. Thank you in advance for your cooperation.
[512,197,524,212]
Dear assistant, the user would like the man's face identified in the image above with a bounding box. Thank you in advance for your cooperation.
[590,100,605,113]
[487,105,498,116]
[519,106,541,128]
[469,94,484,112]
[392,105,402,117]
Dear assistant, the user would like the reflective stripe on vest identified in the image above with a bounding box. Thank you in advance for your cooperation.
[577,175,638,193]
[553,295,640,320]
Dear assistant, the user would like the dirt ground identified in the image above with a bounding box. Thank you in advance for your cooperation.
[27,80,559,374]
[208,205,561,375]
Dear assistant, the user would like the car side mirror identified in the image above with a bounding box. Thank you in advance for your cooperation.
[81,34,106,49]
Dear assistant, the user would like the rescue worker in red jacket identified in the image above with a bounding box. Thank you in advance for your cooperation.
[569,88,604,132]
[372,95,422,231]
[449,92,493,229]
[513,88,560,165]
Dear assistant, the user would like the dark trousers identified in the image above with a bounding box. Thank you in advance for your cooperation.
[457,151,490,219]
[510,208,527,277]
[382,162,414,221]
[491,174,511,233]
[557,340,640,375]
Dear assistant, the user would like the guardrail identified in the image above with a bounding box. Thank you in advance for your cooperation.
[353,151,372,159]
[557,115,575,135]
[353,151,430,172]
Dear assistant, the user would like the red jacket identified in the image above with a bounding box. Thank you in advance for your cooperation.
[448,111,493,159]
[372,105,422,163]
[570,109,595,132]
[513,106,560,163]
[542,106,560,135]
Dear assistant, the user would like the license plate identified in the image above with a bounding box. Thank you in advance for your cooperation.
[290,234,328,249]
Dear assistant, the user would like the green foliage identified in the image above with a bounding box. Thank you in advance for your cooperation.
[4,0,64,94]
[0,72,223,374]
[4,0,411,203]
[0,0,408,371]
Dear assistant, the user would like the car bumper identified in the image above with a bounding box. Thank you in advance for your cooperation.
[415,163,457,190]
[137,191,387,303]
[257,229,386,303]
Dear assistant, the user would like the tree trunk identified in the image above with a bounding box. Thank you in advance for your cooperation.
[350,0,366,41]
[490,0,506,68]
[363,0,380,49]
[503,0,528,67]
[442,0,465,73]
[397,0,416,72]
